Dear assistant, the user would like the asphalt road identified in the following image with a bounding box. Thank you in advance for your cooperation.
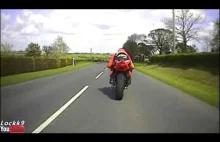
[1,63,219,133]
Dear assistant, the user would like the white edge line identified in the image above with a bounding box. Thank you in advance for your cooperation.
[95,72,104,79]
[32,85,89,133]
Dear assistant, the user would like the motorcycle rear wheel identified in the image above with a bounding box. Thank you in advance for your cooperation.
[115,73,125,100]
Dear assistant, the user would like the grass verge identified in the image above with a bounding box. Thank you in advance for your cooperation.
[135,63,219,108]
[1,62,95,87]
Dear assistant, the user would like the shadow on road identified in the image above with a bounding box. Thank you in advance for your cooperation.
[98,87,116,100]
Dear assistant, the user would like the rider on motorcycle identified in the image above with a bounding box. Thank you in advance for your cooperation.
[107,48,134,88]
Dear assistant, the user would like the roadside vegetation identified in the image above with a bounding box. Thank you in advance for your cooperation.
[121,10,219,107]
[1,36,109,86]
[1,62,94,87]
[135,55,219,107]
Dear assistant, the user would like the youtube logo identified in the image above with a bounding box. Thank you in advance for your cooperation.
[9,125,25,133]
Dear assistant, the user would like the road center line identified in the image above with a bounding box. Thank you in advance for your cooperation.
[95,72,104,79]
[32,85,89,133]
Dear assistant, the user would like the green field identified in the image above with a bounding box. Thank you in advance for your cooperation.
[1,62,95,87]
[135,63,219,107]
[66,53,110,62]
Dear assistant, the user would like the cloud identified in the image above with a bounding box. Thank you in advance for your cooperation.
[21,24,39,35]
[2,13,11,21]
[16,15,24,24]
[94,24,112,30]
[1,13,11,29]
[103,33,123,36]
[199,22,214,37]
[1,9,218,53]
[23,10,33,17]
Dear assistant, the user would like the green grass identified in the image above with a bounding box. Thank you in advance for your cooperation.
[135,63,219,107]
[1,62,95,87]
[66,53,110,61]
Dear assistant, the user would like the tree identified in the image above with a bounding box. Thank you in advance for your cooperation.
[210,18,219,52]
[211,47,219,52]
[137,43,155,56]
[175,42,198,53]
[25,42,41,57]
[123,40,138,60]
[123,33,159,59]
[128,33,141,42]
[148,28,173,55]
[162,9,204,52]
[135,34,159,56]
[42,46,53,57]
[187,44,198,53]
[1,42,13,53]
[51,36,70,55]
[122,33,144,59]
[201,36,212,52]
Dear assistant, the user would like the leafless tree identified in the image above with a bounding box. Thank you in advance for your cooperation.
[1,42,13,53]
[162,9,204,52]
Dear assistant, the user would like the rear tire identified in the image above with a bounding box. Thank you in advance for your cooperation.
[115,73,125,100]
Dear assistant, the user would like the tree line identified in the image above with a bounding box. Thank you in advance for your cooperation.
[122,10,219,60]
[1,10,219,59]
[1,36,70,58]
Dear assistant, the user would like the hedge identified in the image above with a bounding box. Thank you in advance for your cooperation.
[66,57,73,65]
[149,52,219,68]
[35,58,49,71]
[48,58,61,69]
[60,58,67,67]
[1,57,74,77]
[1,56,35,76]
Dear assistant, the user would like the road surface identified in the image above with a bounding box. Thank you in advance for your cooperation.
[1,63,219,133]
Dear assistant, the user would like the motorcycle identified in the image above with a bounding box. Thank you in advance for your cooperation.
[111,58,131,100]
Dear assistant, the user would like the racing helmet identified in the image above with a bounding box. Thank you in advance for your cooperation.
[116,53,127,61]
[117,48,126,52]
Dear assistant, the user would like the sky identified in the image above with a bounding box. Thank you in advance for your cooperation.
[1,9,219,53]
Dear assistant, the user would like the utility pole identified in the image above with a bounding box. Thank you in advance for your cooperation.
[173,9,175,53]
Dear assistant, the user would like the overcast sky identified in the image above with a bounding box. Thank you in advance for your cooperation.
[1,9,219,53]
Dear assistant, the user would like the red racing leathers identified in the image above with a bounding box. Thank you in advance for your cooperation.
[107,48,134,86]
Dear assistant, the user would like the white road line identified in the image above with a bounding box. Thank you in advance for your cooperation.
[105,68,108,70]
[95,72,104,79]
[32,85,89,133]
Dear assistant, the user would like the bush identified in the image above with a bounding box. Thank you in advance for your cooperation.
[1,56,35,76]
[150,53,219,68]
